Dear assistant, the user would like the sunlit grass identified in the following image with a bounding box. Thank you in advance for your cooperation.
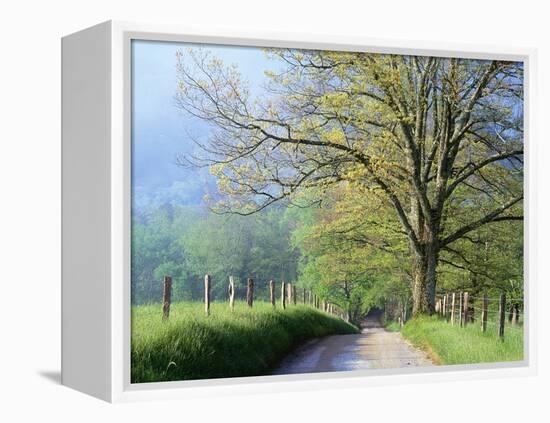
[131,301,358,383]
[400,315,523,365]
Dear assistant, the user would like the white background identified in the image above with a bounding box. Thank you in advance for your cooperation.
[1,0,548,421]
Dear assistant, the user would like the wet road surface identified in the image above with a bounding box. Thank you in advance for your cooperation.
[272,313,433,375]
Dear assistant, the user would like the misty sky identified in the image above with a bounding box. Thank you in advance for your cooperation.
[131,40,273,211]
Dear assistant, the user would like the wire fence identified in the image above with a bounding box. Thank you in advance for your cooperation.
[383,291,524,339]
[434,291,524,339]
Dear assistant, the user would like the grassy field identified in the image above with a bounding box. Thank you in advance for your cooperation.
[132,301,358,383]
[395,316,523,365]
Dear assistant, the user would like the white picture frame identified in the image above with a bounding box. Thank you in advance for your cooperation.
[61,20,537,403]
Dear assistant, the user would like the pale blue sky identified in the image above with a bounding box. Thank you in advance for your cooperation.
[131,40,274,210]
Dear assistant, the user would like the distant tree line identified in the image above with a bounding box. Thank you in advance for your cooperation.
[131,204,299,304]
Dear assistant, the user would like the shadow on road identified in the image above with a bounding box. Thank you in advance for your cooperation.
[361,309,384,330]
[272,308,433,375]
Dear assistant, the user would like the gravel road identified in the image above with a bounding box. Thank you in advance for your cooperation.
[272,312,433,375]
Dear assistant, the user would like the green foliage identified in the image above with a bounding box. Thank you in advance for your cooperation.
[131,301,358,382]
[132,51,524,374]
[400,316,523,365]
[290,186,410,322]
[131,205,299,304]
[174,47,524,316]
[383,320,402,332]
[131,205,197,303]
[437,220,523,297]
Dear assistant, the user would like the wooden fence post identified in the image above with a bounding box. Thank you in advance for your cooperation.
[281,282,286,310]
[287,282,292,305]
[162,276,172,320]
[228,276,235,311]
[246,278,254,307]
[462,292,469,327]
[511,303,518,326]
[269,280,275,307]
[481,292,488,332]
[204,274,211,316]
[459,292,464,327]
[499,293,506,339]
[450,292,456,325]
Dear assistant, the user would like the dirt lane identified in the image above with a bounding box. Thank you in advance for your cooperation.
[272,312,433,375]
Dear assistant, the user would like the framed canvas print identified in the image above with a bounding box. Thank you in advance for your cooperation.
[61,21,537,402]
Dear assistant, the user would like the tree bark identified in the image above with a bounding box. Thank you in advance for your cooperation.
[411,241,438,316]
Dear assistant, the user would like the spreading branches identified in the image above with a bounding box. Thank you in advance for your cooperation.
[173,47,524,313]
[441,195,523,247]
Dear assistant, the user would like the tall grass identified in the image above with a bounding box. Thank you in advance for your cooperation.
[132,301,358,383]
[399,315,523,365]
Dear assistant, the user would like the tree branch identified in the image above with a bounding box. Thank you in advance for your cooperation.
[440,195,523,247]
[445,150,523,198]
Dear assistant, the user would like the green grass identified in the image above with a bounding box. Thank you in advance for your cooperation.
[399,315,523,365]
[131,301,358,383]
[383,320,402,332]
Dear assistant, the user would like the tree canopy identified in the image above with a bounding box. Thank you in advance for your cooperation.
[172,48,523,315]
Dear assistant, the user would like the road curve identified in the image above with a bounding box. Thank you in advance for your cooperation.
[272,312,433,375]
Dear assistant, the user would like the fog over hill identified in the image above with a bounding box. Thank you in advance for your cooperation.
[132,40,272,214]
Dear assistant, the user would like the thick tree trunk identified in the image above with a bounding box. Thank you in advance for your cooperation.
[409,193,438,316]
[411,243,437,316]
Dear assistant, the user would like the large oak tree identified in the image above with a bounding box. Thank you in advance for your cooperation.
[174,48,523,315]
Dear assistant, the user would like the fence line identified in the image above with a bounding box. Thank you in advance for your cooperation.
[435,291,524,339]
[384,290,523,340]
[159,274,347,322]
